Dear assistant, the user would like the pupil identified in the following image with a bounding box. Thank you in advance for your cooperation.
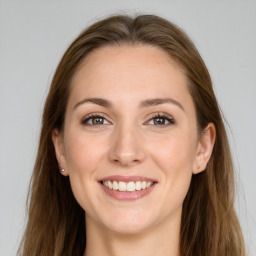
[93,117,103,124]
[155,118,164,125]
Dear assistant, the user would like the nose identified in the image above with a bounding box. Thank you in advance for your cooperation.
[109,123,146,167]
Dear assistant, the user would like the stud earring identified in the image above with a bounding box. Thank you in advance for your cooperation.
[60,168,65,172]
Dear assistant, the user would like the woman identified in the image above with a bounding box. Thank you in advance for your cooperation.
[18,14,246,256]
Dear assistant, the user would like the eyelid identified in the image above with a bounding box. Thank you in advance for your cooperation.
[81,112,112,125]
[81,112,175,127]
[145,112,175,126]
[147,112,174,120]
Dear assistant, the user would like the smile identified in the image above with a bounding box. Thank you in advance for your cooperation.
[99,175,157,200]
[102,180,154,192]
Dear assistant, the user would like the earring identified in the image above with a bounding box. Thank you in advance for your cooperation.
[60,168,65,172]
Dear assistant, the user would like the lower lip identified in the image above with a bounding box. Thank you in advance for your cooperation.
[100,182,156,200]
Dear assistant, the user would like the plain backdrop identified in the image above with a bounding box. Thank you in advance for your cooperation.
[0,1,255,255]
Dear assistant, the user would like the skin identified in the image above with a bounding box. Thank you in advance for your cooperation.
[52,45,216,256]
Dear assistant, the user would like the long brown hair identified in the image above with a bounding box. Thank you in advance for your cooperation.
[18,14,246,256]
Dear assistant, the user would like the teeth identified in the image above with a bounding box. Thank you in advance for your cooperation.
[135,181,141,190]
[146,181,152,188]
[127,182,136,192]
[108,181,113,189]
[119,181,126,191]
[102,180,153,191]
[113,181,118,190]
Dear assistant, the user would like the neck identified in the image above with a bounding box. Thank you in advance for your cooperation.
[84,212,181,256]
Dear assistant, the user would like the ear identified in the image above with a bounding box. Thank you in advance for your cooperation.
[193,123,216,174]
[52,128,69,176]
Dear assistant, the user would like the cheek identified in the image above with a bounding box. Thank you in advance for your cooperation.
[150,132,197,173]
[149,133,196,205]
[63,129,108,209]
[64,130,105,173]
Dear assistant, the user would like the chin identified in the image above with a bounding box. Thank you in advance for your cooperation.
[105,220,151,235]
[99,209,155,235]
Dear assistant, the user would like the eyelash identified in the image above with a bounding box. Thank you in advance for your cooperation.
[81,113,110,126]
[81,112,175,127]
[148,113,175,126]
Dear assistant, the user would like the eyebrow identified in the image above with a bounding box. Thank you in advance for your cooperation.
[73,97,185,111]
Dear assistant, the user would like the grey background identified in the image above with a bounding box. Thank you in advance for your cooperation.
[0,1,255,255]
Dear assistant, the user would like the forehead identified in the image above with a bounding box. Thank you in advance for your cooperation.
[73,44,185,84]
[68,44,193,111]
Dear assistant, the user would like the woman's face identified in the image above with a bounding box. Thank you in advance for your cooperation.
[53,45,214,235]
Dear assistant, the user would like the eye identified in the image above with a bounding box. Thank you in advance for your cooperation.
[146,113,175,127]
[81,113,111,126]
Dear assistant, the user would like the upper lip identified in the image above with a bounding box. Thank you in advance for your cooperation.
[99,175,157,183]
